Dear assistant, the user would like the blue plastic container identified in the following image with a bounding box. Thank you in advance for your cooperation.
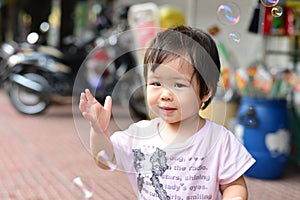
[235,97,291,179]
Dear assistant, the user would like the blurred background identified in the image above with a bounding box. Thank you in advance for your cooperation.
[0,0,261,67]
[1,0,300,199]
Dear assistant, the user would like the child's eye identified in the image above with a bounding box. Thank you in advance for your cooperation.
[174,83,186,88]
[150,82,161,87]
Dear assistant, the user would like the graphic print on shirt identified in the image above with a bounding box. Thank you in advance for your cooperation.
[132,149,145,192]
[150,148,170,200]
[133,147,170,200]
[132,145,216,200]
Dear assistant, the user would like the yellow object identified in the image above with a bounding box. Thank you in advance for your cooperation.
[221,67,231,88]
[159,5,186,28]
[200,100,239,129]
[286,0,300,8]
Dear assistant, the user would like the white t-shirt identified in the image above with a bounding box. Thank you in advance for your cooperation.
[111,118,255,200]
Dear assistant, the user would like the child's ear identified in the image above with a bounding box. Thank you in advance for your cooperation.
[202,91,212,102]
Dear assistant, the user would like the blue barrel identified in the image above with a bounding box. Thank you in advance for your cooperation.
[235,97,291,179]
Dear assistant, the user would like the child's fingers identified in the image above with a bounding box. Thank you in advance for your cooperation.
[80,92,87,102]
[79,99,86,112]
[103,96,112,113]
[79,92,91,113]
[85,89,95,102]
[82,112,92,121]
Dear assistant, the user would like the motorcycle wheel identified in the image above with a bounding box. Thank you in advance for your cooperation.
[8,73,50,115]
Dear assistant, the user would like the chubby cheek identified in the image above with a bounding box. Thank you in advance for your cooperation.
[181,96,200,113]
[179,92,201,114]
[146,96,155,109]
[146,87,157,108]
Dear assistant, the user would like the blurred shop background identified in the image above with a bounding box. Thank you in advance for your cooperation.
[0,0,261,67]
[1,0,300,180]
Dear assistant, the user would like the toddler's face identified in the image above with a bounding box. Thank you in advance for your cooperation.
[146,58,206,124]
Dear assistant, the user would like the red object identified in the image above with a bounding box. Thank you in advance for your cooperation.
[263,7,272,35]
[284,7,294,35]
[263,6,295,36]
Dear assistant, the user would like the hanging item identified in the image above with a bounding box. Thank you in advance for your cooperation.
[263,5,294,35]
[248,0,261,33]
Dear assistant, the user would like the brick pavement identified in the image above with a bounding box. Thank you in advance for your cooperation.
[0,89,136,200]
[1,88,300,200]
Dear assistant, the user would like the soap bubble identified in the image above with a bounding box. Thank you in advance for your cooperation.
[72,27,229,174]
[217,3,240,25]
[271,6,283,17]
[228,32,241,43]
[72,176,94,199]
[260,0,279,7]
[97,150,117,171]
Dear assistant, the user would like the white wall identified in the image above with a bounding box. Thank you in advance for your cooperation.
[187,0,264,69]
[116,0,284,69]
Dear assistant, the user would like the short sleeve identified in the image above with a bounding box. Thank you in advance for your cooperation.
[110,119,158,173]
[218,130,256,185]
[110,127,136,172]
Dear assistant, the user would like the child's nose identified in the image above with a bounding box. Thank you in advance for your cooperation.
[160,88,173,101]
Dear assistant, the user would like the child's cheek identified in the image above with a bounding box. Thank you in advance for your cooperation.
[146,87,156,106]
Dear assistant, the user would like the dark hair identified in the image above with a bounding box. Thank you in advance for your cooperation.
[143,25,220,110]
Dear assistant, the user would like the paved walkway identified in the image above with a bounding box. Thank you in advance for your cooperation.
[0,89,136,200]
[0,88,300,199]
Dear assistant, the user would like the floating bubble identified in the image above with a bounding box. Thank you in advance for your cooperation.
[271,6,283,17]
[260,0,279,7]
[228,32,241,43]
[72,27,229,175]
[97,150,117,171]
[72,177,94,199]
[72,28,151,174]
[217,3,240,25]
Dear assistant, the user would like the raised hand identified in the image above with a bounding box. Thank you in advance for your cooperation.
[79,89,112,135]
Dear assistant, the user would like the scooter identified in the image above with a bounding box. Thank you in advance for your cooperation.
[0,34,65,86]
[0,41,36,85]
[1,33,91,113]
[3,33,147,118]
[2,7,147,118]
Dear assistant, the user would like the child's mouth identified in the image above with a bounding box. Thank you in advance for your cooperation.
[160,106,176,115]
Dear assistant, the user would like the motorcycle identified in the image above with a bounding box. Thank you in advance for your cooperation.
[1,6,147,119]
[1,33,92,113]
[0,32,65,86]
[0,41,36,85]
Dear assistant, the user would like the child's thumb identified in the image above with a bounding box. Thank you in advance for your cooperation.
[103,96,112,114]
